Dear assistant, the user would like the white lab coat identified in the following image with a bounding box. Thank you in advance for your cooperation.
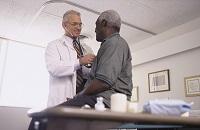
[45,35,90,107]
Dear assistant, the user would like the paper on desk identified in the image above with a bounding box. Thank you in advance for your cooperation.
[143,99,192,116]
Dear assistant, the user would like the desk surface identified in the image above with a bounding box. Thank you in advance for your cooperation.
[28,106,200,127]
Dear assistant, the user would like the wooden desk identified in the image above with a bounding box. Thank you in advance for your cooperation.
[28,106,200,130]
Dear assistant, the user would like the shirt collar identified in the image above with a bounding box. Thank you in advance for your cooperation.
[101,32,119,46]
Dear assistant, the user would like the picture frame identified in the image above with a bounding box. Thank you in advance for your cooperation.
[148,69,170,93]
[131,86,139,102]
[184,75,200,97]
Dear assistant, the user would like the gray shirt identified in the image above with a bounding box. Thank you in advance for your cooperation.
[85,33,133,107]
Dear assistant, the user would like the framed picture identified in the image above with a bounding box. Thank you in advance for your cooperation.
[131,86,139,102]
[148,69,170,93]
[184,75,200,97]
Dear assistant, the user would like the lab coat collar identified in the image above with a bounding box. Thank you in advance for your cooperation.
[62,35,74,48]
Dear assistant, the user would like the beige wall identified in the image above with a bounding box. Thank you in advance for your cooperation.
[131,17,200,111]
[133,47,200,110]
[0,106,31,130]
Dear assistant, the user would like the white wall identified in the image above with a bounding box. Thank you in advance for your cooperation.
[0,40,48,130]
[0,39,49,108]
[0,106,31,130]
[131,17,200,111]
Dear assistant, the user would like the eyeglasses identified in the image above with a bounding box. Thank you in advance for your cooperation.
[67,22,83,28]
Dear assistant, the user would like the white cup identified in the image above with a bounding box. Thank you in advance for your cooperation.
[111,93,127,112]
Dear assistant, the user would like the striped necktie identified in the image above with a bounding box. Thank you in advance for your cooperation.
[73,39,86,93]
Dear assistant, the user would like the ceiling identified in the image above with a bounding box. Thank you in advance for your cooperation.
[1,0,200,53]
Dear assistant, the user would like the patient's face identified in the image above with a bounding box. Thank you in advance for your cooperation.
[95,19,104,42]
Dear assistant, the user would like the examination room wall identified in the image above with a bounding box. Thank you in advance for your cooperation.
[133,47,200,111]
[132,17,200,111]
[0,106,30,130]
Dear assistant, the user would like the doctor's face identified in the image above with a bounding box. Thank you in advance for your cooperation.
[63,14,82,38]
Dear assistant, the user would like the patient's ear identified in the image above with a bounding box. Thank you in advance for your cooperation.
[101,20,107,27]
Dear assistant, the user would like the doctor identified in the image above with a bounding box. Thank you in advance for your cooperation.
[45,10,95,107]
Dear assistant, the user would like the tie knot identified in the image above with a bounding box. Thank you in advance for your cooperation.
[73,39,77,43]
[73,39,82,57]
[73,39,78,47]
[73,39,80,47]
[73,39,76,42]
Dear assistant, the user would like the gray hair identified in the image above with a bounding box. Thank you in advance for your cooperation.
[62,10,80,23]
[98,10,121,32]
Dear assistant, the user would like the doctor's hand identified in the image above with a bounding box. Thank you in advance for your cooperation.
[79,54,95,65]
